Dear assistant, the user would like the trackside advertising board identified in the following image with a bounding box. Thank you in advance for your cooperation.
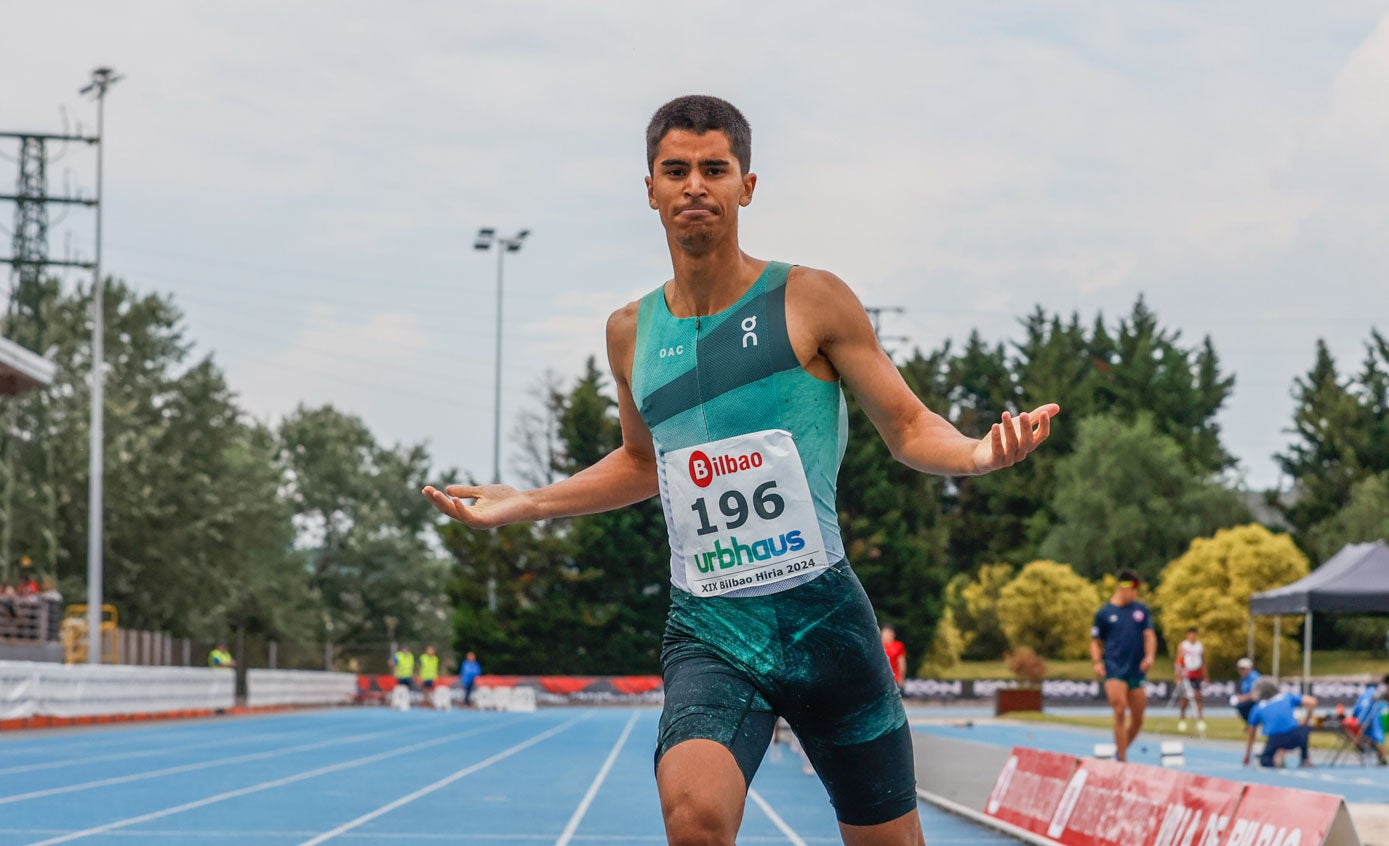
[1220,784,1360,846]
[983,747,1360,846]
[1045,758,1243,846]
[983,747,1080,836]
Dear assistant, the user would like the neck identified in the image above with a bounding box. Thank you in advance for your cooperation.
[1111,593,1129,606]
[663,232,760,317]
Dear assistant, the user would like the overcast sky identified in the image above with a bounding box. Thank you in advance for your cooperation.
[5,1,1387,492]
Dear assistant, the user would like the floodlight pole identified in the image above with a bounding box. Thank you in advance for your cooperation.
[83,67,120,665]
[473,228,528,613]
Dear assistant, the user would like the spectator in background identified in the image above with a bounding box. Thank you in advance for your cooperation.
[391,644,416,693]
[1244,677,1317,768]
[1345,675,1388,765]
[460,651,482,706]
[208,640,235,668]
[419,645,440,705]
[18,556,39,596]
[881,625,906,693]
[1232,658,1262,723]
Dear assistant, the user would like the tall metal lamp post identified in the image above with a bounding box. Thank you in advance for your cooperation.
[80,67,121,664]
[472,228,527,613]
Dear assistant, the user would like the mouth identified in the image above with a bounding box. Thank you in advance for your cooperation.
[676,207,716,219]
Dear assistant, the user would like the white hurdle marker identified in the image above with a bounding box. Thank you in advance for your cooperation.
[1092,742,1117,760]
[1160,740,1185,767]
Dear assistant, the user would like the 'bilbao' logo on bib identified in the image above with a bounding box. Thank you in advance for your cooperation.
[688,448,764,489]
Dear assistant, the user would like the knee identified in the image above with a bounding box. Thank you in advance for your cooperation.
[663,796,736,846]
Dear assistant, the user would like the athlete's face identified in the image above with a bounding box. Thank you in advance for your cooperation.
[1185,632,1197,643]
[646,129,755,256]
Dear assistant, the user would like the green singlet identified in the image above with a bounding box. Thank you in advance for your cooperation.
[633,261,915,827]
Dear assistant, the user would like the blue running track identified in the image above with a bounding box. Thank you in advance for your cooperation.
[0,707,1021,845]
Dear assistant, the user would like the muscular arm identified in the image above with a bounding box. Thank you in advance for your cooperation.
[1091,638,1105,676]
[792,269,1057,476]
[1142,629,1157,672]
[423,304,659,527]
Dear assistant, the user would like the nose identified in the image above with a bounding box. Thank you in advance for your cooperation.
[683,170,707,198]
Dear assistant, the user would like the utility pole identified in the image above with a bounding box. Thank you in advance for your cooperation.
[864,305,909,356]
[0,123,99,586]
[80,66,122,663]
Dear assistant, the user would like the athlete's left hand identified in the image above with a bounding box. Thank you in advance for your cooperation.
[1141,656,1155,673]
[972,404,1060,473]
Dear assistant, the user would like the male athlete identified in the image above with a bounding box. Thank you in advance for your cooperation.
[423,95,1059,846]
[1174,626,1208,734]
[1091,570,1156,762]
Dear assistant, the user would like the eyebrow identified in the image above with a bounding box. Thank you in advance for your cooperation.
[659,157,731,169]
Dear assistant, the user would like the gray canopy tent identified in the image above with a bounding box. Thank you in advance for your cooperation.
[1248,541,1389,689]
[0,334,56,396]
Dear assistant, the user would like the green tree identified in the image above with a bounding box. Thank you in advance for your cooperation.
[840,348,953,671]
[1040,414,1249,582]
[447,359,669,674]
[279,405,450,666]
[997,560,1100,659]
[1153,524,1309,677]
[950,563,1014,660]
[1,278,302,639]
[921,605,964,674]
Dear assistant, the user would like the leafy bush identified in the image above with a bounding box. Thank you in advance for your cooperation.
[1153,524,1309,677]
[998,560,1101,659]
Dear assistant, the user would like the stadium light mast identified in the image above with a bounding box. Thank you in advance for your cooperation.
[473,227,528,486]
[473,227,527,614]
[80,66,121,665]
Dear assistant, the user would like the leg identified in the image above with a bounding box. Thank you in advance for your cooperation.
[1193,685,1204,722]
[1295,726,1313,766]
[1126,684,1147,747]
[839,809,926,846]
[655,643,778,846]
[657,740,748,846]
[1104,680,1130,761]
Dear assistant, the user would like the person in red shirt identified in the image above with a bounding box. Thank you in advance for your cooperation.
[881,625,907,692]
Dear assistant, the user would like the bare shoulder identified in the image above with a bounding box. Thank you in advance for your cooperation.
[606,299,641,383]
[785,264,870,343]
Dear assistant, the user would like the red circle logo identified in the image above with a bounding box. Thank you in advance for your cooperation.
[689,451,713,488]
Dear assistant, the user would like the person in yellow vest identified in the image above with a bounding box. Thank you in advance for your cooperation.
[208,641,235,668]
[390,644,415,692]
[419,645,441,707]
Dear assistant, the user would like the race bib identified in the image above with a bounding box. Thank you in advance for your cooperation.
[664,429,828,597]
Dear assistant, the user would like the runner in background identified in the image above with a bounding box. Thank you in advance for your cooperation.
[1174,626,1208,735]
[881,625,907,694]
[1091,570,1156,763]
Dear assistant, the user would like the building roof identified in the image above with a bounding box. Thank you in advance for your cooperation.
[0,335,57,396]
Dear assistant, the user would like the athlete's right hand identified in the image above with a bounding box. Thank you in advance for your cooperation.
[421,484,533,529]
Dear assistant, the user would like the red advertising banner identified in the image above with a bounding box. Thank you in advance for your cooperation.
[983,746,1081,836]
[1220,783,1352,846]
[1044,758,1246,846]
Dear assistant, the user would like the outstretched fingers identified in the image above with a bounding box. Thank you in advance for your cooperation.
[421,485,470,523]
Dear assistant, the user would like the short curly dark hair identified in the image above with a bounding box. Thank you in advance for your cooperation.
[646,95,751,176]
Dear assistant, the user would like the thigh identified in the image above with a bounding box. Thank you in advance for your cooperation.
[1127,683,1148,715]
[775,572,915,827]
[655,641,778,787]
[1104,679,1130,710]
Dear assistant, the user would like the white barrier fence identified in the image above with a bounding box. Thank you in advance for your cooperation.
[246,669,357,708]
[0,660,234,720]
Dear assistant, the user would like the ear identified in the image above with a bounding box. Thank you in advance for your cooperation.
[739,172,757,207]
[646,175,657,209]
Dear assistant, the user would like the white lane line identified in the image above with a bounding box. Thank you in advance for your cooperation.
[0,724,420,805]
[0,728,310,776]
[747,788,809,846]
[297,715,588,846]
[21,718,523,846]
[555,711,641,846]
